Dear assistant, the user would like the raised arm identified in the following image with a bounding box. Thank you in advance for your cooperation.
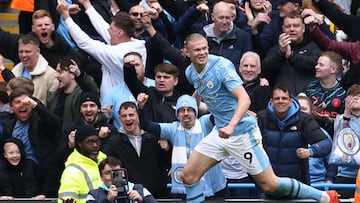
[70,59,100,94]
[310,26,360,63]
[76,0,111,43]
[0,28,21,63]
[144,16,194,95]
[0,56,15,82]
[137,93,161,136]
[123,63,150,98]
[312,0,359,39]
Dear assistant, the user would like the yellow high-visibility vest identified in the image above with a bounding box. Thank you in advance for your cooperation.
[58,149,106,203]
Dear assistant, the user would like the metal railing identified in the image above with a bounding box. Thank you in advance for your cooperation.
[0,184,355,202]
[167,183,356,190]
[226,183,356,191]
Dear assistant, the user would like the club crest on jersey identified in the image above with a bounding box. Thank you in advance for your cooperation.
[206,81,214,89]
[337,128,360,155]
[173,167,184,183]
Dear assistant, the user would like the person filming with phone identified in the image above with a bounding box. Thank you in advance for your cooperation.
[86,156,157,203]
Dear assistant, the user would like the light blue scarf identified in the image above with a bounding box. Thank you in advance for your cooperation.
[170,120,225,196]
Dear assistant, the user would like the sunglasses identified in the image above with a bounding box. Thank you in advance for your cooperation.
[85,138,101,145]
[130,12,143,17]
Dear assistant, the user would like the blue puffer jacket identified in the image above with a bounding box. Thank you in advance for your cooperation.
[257,97,331,184]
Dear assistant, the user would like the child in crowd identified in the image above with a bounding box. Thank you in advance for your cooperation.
[0,137,45,200]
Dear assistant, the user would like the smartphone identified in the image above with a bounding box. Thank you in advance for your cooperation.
[112,168,129,200]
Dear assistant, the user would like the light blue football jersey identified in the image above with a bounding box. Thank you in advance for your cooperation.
[185,55,257,135]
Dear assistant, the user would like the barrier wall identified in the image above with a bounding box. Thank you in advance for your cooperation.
[1,183,355,202]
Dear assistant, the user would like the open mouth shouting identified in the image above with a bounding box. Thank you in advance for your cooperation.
[39,31,51,44]
[124,121,135,131]
[84,111,96,123]
[15,107,31,122]
[21,56,30,66]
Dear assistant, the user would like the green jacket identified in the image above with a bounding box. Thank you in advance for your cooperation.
[47,72,99,132]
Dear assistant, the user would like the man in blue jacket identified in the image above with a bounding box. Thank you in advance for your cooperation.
[257,84,332,190]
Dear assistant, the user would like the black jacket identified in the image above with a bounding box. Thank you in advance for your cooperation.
[244,78,272,113]
[261,34,321,95]
[0,102,61,195]
[55,113,117,166]
[0,138,40,197]
[124,63,179,123]
[0,160,39,197]
[102,132,170,198]
[1,103,61,167]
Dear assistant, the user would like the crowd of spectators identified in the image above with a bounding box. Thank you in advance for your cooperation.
[0,0,359,201]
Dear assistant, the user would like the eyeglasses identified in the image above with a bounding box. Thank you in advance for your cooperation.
[101,169,122,176]
[85,139,101,145]
[178,107,195,114]
[129,12,143,17]
[102,170,112,176]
